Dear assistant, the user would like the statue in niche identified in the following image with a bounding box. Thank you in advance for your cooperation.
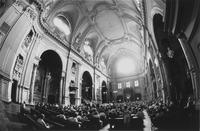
[71,63,77,75]
[22,31,33,51]
[24,35,32,48]
[13,55,24,80]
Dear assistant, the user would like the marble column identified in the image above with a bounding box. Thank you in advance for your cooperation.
[29,64,38,105]
[64,57,73,105]
[75,63,81,105]
[59,71,65,105]
[43,72,51,103]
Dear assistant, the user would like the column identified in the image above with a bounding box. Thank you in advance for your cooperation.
[59,71,65,105]
[29,64,38,105]
[43,72,51,103]
[75,63,81,105]
[64,57,73,105]
[191,69,200,109]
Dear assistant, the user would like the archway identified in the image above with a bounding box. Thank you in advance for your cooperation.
[101,81,107,103]
[153,14,193,105]
[34,50,62,104]
[81,71,93,103]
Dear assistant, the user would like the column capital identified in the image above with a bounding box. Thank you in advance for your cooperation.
[34,56,41,64]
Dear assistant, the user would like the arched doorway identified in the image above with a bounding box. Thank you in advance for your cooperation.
[81,71,92,103]
[153,14,193,105]
[34,50,62,104]
[101,81,107,103]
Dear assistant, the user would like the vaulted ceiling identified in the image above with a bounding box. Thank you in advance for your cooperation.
[41,0,146,76]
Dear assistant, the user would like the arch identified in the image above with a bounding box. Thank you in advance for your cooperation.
[33,50,63,104]
[53,14,71,36]
[37,47,65,72]
[101,80,107,103]
[151,6,165,52]
[81,71,93,103]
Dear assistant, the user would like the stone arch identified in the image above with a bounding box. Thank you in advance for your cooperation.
[101,80,107,103]
[81,71,93,103]
[37,47,65,72]
[151,6,165,51]
[33,50,63,104]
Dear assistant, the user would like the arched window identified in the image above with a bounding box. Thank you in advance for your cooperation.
[53,15,71,36]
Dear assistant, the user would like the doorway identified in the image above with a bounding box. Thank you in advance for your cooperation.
[11,80,18,102]
[101,81,107,103]
[81,71,92,103]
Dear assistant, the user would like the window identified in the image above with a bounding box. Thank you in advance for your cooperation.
[53,15,71,36]
[118,83,122,89]
[134,80,139,87]
[126,81,130,88]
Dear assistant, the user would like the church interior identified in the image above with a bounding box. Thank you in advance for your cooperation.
[0,0,199,130]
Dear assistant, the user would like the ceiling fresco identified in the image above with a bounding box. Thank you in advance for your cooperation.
[40,0,146,76]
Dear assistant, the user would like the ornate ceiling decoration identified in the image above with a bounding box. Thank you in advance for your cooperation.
[39,0,146,76]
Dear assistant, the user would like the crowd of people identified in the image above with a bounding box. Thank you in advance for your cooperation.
[146,97,198,130]
[20,96,198,130]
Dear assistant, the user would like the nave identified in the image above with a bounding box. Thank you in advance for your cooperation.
[18,98,198,131]
[0,0,200,130]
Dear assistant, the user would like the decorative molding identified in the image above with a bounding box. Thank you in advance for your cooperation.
[25,6,37,21]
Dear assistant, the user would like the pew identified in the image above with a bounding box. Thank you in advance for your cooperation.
[109,117,124,129]
[108,117,144,130]
[129,117,144,130]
